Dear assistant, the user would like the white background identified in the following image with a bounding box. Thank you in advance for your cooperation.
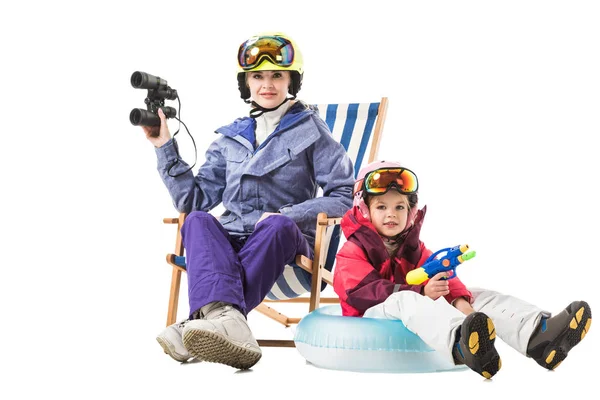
[1,0,598,398]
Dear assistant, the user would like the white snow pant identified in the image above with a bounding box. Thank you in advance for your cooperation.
[363,288,551,364]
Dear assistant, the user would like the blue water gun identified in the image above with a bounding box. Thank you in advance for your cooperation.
[406,244,476,285]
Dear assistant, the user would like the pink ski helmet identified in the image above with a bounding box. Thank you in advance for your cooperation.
[353,160,420,230]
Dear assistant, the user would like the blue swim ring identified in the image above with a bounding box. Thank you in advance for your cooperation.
[294,305,466,373]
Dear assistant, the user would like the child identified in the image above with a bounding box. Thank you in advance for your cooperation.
[333,161,592,378]
[143,32,355,369]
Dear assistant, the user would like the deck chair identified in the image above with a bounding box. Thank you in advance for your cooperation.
[162,98,388,347]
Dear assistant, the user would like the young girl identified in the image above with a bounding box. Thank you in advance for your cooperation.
[144,32,355,369]
[333,161,592,379]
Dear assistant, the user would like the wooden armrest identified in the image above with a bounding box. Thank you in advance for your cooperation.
[295,255,312,273]
[164,213,187,224]
[316,212,342,226]
[319,217,342,226]
[166,253,186,272]
[294,255,332,285]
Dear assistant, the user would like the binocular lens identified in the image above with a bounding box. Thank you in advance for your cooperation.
[131,71,167,89]
[131,71,145,88]
[130,107,177,126]
[130,108,160,126]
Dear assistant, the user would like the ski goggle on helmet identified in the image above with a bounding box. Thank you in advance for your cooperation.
[353,162,419,198]
[237,33,303,73]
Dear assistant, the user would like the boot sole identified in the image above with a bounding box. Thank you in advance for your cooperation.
[537,301,592,370]
[461,312,502,379]
[183,329,261,370]
[156,337,190,363]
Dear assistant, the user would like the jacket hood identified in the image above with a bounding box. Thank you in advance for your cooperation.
[215,101,312,140]
[341,204,380,240]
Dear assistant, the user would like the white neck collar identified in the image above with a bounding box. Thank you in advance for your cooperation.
[254,100,293,146]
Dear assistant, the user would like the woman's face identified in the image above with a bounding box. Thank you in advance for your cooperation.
[246,70,291,109]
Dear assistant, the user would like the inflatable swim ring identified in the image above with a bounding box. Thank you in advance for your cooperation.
[294,305,466,373]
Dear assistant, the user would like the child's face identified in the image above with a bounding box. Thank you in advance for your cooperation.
[368,190,410,238]
[246,70,291,109]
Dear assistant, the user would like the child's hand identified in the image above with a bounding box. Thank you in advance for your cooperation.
[423,271,451,300]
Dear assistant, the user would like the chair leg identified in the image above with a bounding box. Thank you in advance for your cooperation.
[165,213,186,326]
[166,267,182,326]
[257,339,296,347]
[254,303,291,327]
[309,212,328,312]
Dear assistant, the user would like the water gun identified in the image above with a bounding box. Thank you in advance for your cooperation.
[405,244,476,285]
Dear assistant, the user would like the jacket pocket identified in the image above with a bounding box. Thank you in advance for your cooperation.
[245,149,296,177]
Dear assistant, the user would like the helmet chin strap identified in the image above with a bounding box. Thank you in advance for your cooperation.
[249,96,294,118]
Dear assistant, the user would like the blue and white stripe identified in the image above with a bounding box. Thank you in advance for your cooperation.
[316,102,380,177]
[266,102,381,300]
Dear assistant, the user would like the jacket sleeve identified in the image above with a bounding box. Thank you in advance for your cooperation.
[334,241,422,316]
[278,117,354,224]
[155,138,226,213]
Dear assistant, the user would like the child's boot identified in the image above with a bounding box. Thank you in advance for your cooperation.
[453,312,502,379]
[527,300,592,370]
[182,301,262,370]
[156,320,191,362]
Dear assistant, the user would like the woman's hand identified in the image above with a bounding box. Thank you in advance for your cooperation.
[423,272,451,300]
[141,108,171,148]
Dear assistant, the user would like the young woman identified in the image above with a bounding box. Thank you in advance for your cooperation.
[144,32,355,370]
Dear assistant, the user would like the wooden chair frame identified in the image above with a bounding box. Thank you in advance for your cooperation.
[162,98,388,347]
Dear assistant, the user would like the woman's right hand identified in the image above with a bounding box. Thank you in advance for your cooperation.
[423,271,451,300]
[141,108,171,148]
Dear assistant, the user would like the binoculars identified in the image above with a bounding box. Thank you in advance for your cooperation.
[129,71,178,127]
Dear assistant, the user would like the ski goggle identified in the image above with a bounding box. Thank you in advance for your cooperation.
[355,168,419,196]
[238,36,295,71]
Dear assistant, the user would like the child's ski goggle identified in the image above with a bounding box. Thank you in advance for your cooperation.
[238,36,295,71]
[355,168,419,196]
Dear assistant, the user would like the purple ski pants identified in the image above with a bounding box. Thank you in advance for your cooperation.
[181,211,311,317]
